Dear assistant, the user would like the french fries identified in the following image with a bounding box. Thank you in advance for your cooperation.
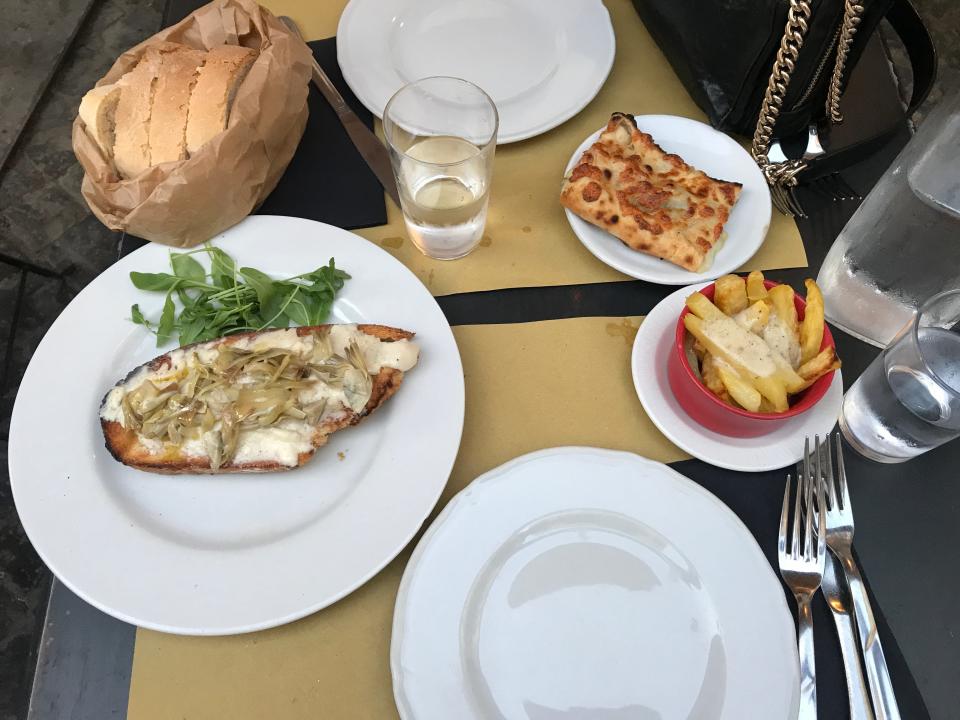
[767,284,799,338]
[692,339,707,361]
[681,271,840,414]
[800,279,825,363]
[754,375,790,413]
[795,346,842,391]
[701,353,733,405]
[758,397,777,413]
[714,274,749,315]
[739,300,770,333]
[685,291,727,322]
[746,271,768,304]
[717,366,762,412]
[683,313,794,410]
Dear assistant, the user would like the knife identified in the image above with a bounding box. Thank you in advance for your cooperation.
[279,15,402,209]
[822,552,875,720]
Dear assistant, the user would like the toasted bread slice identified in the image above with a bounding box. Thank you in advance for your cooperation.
[100,324,419,474]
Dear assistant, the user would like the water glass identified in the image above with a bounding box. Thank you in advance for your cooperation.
[383,76,498,260]
[840,289,960,463]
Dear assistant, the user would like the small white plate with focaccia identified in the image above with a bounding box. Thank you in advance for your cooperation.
[562,114,772,286]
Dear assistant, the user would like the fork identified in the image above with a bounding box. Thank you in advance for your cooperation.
[779,452,827,719]
[815,434,902,720]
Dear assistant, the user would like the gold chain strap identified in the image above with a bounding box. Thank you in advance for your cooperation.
[826,0,866,122]
[750,0,814,213]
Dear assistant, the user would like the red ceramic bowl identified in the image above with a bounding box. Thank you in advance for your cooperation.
[667,280,836,438]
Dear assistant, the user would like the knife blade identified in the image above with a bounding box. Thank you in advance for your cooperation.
[279,16,401,209]
[822,551,875,720]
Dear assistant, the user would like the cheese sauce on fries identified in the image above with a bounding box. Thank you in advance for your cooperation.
[683,272,841,413]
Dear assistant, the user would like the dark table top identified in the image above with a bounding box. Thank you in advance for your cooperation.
[21,7,960,720]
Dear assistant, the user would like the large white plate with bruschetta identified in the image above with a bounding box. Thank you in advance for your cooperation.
[9,216,464,635]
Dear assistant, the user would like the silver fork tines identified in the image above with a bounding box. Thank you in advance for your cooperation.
[779,441,826,719]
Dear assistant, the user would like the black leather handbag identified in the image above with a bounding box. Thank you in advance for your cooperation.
[631,0,937,211]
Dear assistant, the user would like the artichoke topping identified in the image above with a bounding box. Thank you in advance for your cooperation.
[119,335,373,469]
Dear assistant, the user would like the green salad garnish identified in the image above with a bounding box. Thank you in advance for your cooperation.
[129,245,350,347]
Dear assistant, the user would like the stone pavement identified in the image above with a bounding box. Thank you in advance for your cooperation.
[0,2,163,717]
[0,1,955,719]
[0,0,97,171]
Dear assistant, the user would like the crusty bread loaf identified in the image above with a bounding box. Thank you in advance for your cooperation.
[185,45,257,156]
[112,50,163,178]
[78,84,121,159]
[100,324,418,475]
[78,42,258,178]
[148,45,206,165]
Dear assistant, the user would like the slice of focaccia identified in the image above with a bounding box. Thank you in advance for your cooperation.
[100,324,419,474]
[560,112,743,272]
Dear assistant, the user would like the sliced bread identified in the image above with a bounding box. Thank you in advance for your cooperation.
[112,50,164,178]
[148,45,206,165]
[78,84,121,159]
[185,44,258,156]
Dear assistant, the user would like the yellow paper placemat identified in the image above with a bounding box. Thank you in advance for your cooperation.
[127,316,688,719]
[260,0,806,295]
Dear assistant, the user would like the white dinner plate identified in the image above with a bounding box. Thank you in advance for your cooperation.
[392,447,800,720]
[632,283,843,472]
[564,115,772,285]
[9,216,464,635]
[337,0,615,143]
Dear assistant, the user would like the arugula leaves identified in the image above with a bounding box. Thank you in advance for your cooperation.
[130,245,350,347]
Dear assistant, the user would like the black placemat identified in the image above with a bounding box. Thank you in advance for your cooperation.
[672,457,930,719]
[119,37,385,258]
[255,37,387,228]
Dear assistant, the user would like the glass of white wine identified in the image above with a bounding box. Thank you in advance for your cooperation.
[383,77,498,260]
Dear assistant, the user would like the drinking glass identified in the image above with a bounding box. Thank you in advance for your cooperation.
[840,289,960,463]
[817,89,960,347]
[383,76,498,260]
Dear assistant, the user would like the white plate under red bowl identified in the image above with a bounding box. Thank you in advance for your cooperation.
[631,282,843,471]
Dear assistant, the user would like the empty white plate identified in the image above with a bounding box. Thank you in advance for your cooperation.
[337,0,615,143]
[392,447,800,720]
[564,115,772,285]
[632,282,843,471]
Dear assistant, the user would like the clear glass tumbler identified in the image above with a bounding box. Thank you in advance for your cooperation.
[383,76,498,260]
[817,89,960,347]
[840,289,960,463]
